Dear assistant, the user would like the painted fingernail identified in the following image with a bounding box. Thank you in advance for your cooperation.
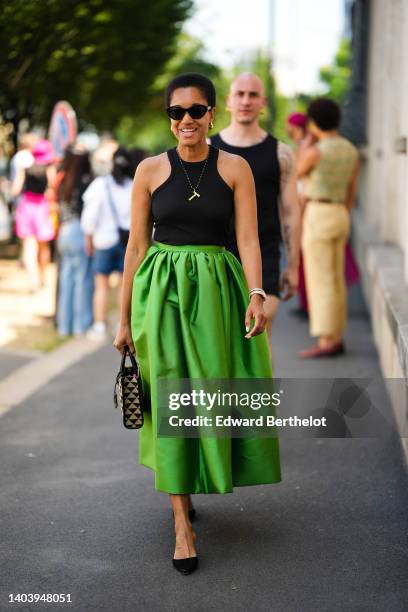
[245,325,249,332]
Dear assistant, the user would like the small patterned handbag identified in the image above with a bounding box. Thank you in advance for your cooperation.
[114,345,144,429]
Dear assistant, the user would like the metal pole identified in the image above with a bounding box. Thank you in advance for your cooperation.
[266,0,276,132]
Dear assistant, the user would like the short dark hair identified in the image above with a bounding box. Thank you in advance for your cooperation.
[307,98,341,131]
[165,73,216,108]
[112,147,133,185]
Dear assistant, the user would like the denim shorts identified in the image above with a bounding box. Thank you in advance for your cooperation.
[94,242,125,275]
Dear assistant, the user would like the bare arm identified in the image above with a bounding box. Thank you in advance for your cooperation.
[344,159,360,211]
[277,143,301,300]
[114,158,154,352]
[278,142,301,270]
[46,165,56,188]
[232,155,266,338]
[233,157,262,290]
[297,145,320,178]
[45,166,58,218]
[11,168,25,197]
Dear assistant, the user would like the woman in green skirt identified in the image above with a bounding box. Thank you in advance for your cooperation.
[114,73,281,575]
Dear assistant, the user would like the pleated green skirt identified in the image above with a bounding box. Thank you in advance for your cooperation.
[131,242,281,493]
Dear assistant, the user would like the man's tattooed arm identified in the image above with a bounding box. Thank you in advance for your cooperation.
[277,141,301,275]
[278,141,294,193]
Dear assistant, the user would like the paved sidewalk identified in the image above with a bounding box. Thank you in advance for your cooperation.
[1,285,408,611]
[0,258,60,352]
[0,350,38,382]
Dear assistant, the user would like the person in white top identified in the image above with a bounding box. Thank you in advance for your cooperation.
[81,148,133,340]
[9,133,38,187]
[91,132,119,176]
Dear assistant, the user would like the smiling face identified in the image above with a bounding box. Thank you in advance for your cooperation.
[168,87,215,147]
[227,73,266,125]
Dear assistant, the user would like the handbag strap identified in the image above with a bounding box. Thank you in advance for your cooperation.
[120,345,139,376]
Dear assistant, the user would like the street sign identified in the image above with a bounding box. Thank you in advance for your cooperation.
[48,101,77,161]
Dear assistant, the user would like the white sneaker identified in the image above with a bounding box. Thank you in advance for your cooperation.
[86,322,108,342]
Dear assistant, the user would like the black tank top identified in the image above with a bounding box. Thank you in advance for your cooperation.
[211,133,281,248]
[152,145,233,246]
[23,164,48,194]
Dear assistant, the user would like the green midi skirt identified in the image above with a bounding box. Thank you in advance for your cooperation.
[131,242,281,494]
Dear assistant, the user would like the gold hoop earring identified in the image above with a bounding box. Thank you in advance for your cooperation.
[209,121,214,129]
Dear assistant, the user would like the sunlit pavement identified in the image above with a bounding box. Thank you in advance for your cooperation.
[1,284,408,611]
[0,259,58,349]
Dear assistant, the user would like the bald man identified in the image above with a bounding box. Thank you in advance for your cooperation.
[211,73,300,346]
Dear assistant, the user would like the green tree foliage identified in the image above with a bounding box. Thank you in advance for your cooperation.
[319,37,351,103]
[118,44,290,153]
[0,0,192,130]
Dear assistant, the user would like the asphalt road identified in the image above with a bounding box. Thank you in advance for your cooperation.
[1,285,408,612]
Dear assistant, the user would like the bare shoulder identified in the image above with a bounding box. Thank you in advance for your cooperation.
[136,152,167,177]
[217,149,252,188]
[218,149,250,170]
[134,152,170,194]
[297,143,320,163]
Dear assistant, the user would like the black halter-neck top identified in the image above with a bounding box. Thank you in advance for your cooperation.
[151,145,234,246]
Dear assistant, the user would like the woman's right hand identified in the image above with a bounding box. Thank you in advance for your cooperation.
[113,323,135,354]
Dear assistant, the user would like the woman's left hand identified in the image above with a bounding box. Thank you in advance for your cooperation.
[245,294,266,338]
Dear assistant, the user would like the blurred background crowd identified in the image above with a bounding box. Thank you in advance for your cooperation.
[2,131,145,341]
[0,0,353,347]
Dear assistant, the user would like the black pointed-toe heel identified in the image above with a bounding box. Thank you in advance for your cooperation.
[172,556,198,575]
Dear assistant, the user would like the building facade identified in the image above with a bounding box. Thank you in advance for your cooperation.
[350,0,408,457]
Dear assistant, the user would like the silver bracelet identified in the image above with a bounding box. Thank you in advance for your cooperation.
[249,288,267,301]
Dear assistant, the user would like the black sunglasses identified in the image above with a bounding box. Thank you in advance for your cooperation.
[166,104,212,121]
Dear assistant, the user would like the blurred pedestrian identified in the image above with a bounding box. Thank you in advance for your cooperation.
[297,98,359,358]
[55,144,94,337]
[211,73,300,353]
[287,112,360,317]
[8,132,38,187]
[128,147,146,176]
[81,147,133,340]
[286,112,313,316]
[91,132,119,176]
[11,139,56,292]
[286,112,309,151]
